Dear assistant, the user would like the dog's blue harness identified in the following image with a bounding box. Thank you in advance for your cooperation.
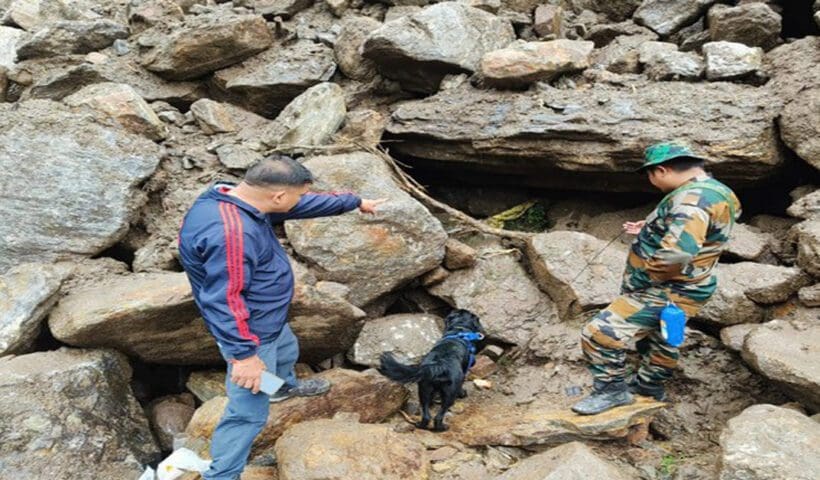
[440,331,485,373]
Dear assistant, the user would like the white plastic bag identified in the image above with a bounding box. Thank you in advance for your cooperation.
[156,448,212,480]
[138,466,156,480]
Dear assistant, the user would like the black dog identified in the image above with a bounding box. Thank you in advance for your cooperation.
[378,309,483,432]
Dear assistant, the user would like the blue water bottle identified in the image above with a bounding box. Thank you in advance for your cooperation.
[660,301,686,347]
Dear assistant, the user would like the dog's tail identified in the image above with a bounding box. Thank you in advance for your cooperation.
[378,352,444,383]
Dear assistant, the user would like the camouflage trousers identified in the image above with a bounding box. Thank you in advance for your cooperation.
[580,292,703,385]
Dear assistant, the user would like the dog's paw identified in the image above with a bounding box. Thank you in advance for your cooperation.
[414,421,430,430]
[458,390,468,399]
[431,424,449,432]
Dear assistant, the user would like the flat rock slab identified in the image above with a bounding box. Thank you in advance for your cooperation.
[185,369,408,455]
[0,100,161,272]
[385,80,783,191]
[446,397,665,447]
[48,272,222,365]
[497,441,631,480]
[349,313,442,367]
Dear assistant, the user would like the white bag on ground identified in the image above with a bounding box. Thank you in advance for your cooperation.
[156,448,212,480]
[138,466,156,480]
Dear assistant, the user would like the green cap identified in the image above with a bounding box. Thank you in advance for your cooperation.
[636,142,709,172]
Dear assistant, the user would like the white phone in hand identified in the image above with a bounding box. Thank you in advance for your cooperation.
[259,370,285,395]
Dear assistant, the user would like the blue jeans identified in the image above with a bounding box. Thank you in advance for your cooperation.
[203,324,300,480]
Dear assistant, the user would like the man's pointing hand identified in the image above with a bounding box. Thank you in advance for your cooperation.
[359,198,387,214]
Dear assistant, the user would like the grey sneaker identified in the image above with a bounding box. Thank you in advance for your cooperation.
[571,380,634,415]
[269,378,331,403]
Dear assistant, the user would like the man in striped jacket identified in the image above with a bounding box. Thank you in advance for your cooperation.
[178,155,384,480]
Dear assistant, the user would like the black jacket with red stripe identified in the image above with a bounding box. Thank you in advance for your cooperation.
[178,183,361,360]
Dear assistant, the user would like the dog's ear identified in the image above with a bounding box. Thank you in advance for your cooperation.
[469,313,483,333]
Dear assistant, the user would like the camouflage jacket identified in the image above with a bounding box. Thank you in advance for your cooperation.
[622,173,742,304]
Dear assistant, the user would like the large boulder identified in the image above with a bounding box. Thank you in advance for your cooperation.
[634,0,717,37]
[0,263,69,356]
[149,394,196,451]
[275,419,429,480]
[185,369,408,455]
[741,320,820,410]
[259,82,346,154]
[479,39,594,88]
[16,19,128,59]
[289,281,367,363]
[0,348,160,478]
[429,243,559,345]
[385,80,783,191]
[349,313,442,367]
[719,404,820,480]
[526,231,627,318]
[725,223,774,262]
[497,441,630,480]
[48,272,222,365]
[766,38,820,171]
[707,3,781,51]
[63,82,168,141]
[211,39,336,117]
[698,263,811,325]
[639,41,703,81]
[334,16,381,81]
[787,188,820,220]
[140,13,272,80]
[0,100,161,272]
[362,2,515,93]
[284,152,447,307]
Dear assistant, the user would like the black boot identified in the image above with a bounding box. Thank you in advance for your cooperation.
[571,380,634,415]
[628,376,667,402]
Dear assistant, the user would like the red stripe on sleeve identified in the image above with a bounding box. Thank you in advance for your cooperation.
[218,202,260,346]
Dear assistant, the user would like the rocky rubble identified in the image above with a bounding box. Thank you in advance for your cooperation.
[0,1,818,479]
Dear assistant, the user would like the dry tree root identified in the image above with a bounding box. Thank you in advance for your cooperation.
[363,144,533,249]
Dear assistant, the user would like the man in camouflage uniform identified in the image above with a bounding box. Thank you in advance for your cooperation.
[572,142,741,415]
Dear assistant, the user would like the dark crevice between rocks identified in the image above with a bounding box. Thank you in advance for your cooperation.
[93,242,136,271]
[130,360,203,407]
[776,0,820,39]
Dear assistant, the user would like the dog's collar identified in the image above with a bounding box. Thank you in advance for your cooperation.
[440,331,484,373]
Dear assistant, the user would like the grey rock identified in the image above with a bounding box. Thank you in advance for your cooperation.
[766,38,820,171]
[386,80,783,191]
[798,283,820,307]
[497,441,630,480]
[703,41,764,81]
[564,0,642,22]
[362,2,515,93]
[444,238,477,270]
[0,25,27,69]
[285,152,447,307]
[639,42,704,80]
[349,313,442,367]
[429,243,558,345]
[719,404,820,480]
[141,13,272,80]
[63,82,168,141]
[211,39,336,117]
[526,231,627,318]
[48,272,223,365]
[259,82,346,153]
[479,39,594,88]
[334,16,381,81]
[585,21,657,47]
[216,144,263,170]
[384,5,422,22]
[787,189,820,220]
[186,370,225,403]
[591,33,656,73]
[0,263,69,356]
[707,3,781,51]
[720,323,757,352]
[149,394,196,451]
[0,100,161,272]
[742,320,820,410]
[698,263,810,325]
[16,19,128,59]
[190,98,239,134]
[725,223,774,261]
[533,4,563,38]
[252,0,314,17]
[795,220,820,277]
[0,348,160,478]
[112,38,129,55]
[2,0,101,32]
[634,0,717,37]
[127,0,185,34]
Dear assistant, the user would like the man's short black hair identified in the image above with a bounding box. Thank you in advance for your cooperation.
[244,155,314,187]
[648,156,706,173]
